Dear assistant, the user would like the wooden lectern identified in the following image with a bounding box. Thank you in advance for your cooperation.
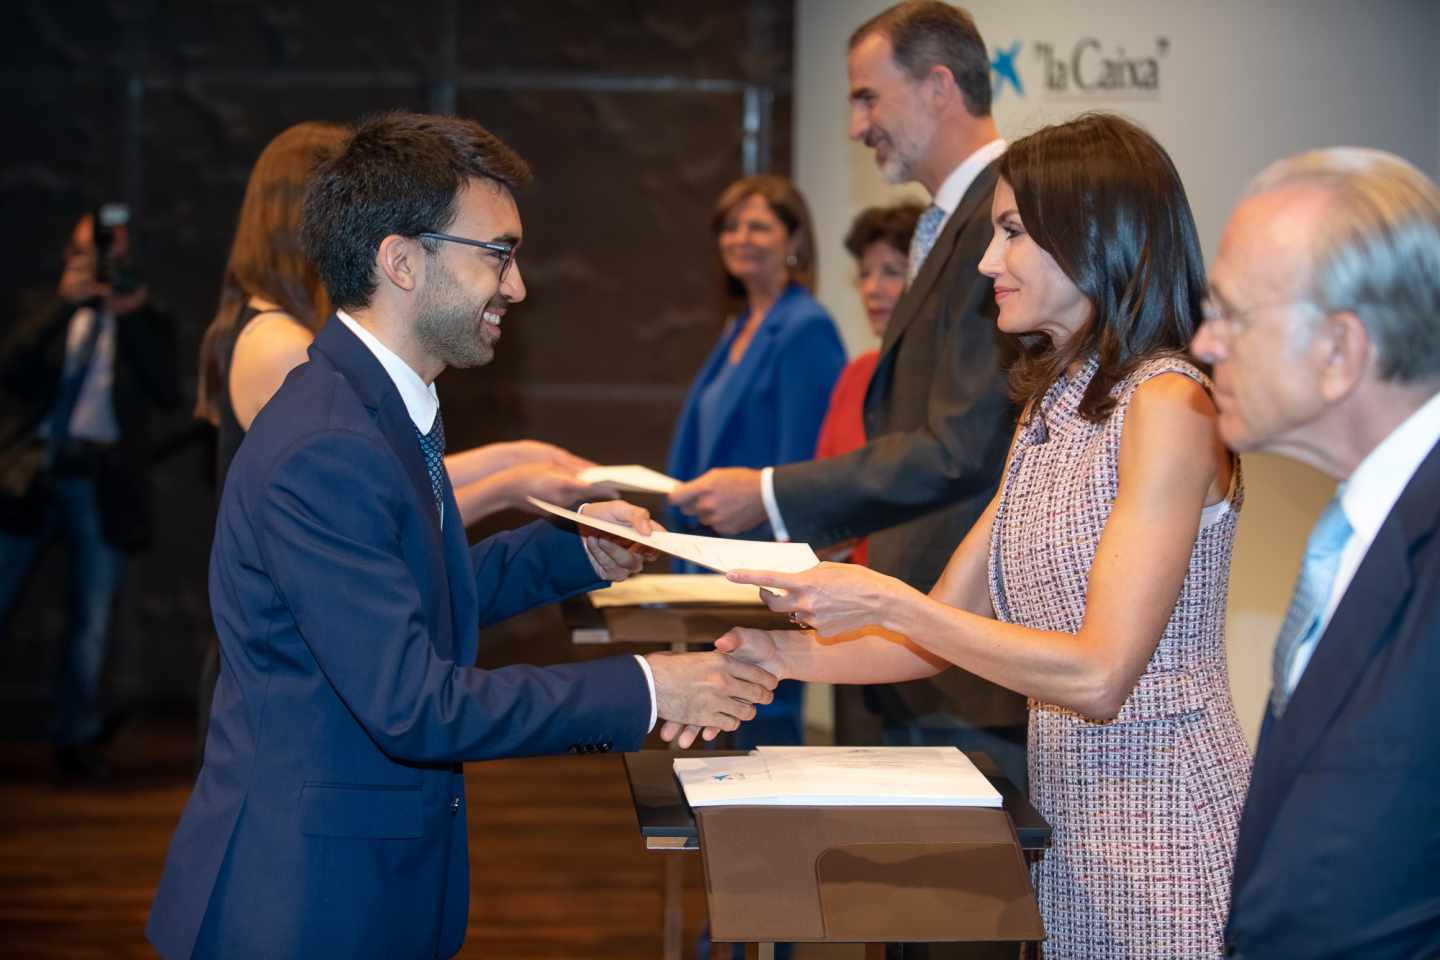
[625,751,1049,955]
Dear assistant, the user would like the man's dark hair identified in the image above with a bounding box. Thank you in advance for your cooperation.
[843,202,926,261]
[301,111,532,311]
[850,2,992,117]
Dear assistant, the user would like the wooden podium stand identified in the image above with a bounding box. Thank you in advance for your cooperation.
[566,595,1051,957]
[563,595,792,959]
[562,593,791,649]
[624,751,1049,956]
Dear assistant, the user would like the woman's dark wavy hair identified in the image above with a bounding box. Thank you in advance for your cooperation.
[998,113,1208,422]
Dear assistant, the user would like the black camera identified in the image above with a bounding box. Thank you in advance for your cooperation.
[93,202,142,294]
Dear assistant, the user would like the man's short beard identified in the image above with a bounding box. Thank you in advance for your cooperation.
[415,254,493,369]
[875,113,934,186]
[879,150,915,185]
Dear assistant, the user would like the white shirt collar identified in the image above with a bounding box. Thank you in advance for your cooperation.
[931,138,1007,214]
[335,310,439,434]
[1339,388,1440,542]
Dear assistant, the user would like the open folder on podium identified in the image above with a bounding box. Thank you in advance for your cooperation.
[674,748,1044,944]
[675,746,1002,807]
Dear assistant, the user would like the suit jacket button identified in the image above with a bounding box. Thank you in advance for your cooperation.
[451,797,461,815]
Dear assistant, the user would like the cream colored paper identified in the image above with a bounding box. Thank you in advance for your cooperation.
[577,464,680,494]
[589,574,768,608]
[527,497,819,574]
[674,747,1003,808]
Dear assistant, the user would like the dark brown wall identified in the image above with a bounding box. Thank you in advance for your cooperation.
[0,0,794,720]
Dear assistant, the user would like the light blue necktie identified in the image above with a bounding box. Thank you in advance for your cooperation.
[1270,496,1352,718]
[907,204,945,285]
[414,410,446,522]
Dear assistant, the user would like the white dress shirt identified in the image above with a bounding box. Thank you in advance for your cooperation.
[36,306,120,445]
[337,310,439,431]
[760,139,1008,541]
[1286,388,1440,691]
[336,311,658,729]
[923,137,1008,253]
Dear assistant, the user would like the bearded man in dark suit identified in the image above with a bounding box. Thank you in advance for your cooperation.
[669,2,1025,787]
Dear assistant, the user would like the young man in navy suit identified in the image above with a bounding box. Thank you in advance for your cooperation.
[147,112,777,960]
[1192,148,1440,959]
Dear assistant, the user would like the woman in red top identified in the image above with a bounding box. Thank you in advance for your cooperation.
[814,202,923,565]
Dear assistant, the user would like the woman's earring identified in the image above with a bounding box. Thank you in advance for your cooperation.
[785,253,798,267]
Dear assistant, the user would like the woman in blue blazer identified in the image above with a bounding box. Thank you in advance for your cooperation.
[666,174,845,747]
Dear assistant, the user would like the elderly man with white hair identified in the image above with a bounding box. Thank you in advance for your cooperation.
[1192,147,1440,959]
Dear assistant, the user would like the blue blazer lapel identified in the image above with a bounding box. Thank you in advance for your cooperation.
[1235,440,1440,890]
[311,315,458,656]
[440,478,478,665]
[665,329,728,483]
[692,287,795,472]
[312,316,437,525]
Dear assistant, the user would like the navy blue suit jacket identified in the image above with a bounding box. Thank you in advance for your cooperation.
[1225,438,1440,959]
[147,316,651,959]
[664,283,844,542]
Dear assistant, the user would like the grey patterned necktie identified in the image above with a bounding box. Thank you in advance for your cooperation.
[907,204,945,284]
[1270,496,1352,718]
[414,410,446,522]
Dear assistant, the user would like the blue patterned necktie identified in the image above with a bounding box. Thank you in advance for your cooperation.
[907,204,945,284]
[414,409,446,522]
[1270,496,1352,718]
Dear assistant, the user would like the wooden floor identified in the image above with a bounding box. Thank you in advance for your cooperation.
[0,717,699,958]
[0,716,866,959]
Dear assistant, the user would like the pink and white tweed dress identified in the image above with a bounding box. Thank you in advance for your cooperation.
[989,354,1252,959]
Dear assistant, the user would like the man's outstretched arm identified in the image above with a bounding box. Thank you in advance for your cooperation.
[257,428,773,761]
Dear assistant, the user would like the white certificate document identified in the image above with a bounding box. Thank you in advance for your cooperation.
[527,497,819,574]
[577,465,680,495]
[673,747,1002,808]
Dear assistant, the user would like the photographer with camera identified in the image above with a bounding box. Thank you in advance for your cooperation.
[0,206,180,782]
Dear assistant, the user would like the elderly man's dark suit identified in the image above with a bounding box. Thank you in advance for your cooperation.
[1224,439,1440,959]
[771,161,1025,740]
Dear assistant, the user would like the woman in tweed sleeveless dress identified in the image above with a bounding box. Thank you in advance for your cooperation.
[701,115,1252,958]
[991,351,1251,957]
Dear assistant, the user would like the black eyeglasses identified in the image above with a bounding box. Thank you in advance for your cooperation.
[418,231,517,285]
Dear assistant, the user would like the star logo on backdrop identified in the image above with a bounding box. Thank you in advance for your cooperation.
[991,41,1024,98]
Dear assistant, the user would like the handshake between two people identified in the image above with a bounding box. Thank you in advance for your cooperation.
[655,626,788,748]
[563,499,784,742]
[579,504,896,748]
[656,561,904,747]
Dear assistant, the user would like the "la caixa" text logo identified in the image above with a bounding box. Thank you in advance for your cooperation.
[1032,37,1170,95]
